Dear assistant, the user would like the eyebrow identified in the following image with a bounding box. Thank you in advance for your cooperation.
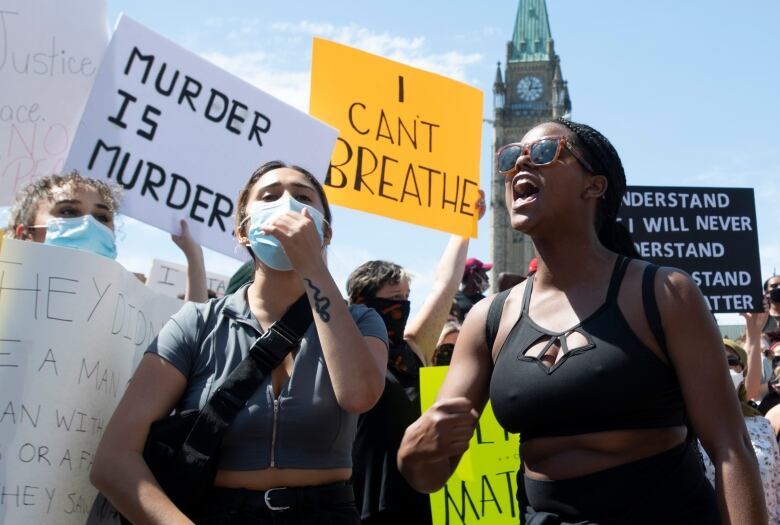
[256,181,316,193]
[53,199,111,211]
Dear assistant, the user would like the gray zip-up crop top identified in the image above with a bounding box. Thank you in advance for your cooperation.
[146,283,388,470]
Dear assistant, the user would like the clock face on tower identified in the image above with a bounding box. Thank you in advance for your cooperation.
[516,76,543,102]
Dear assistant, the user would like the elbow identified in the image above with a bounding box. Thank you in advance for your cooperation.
[338,379,385,414]
[90,454,111,492]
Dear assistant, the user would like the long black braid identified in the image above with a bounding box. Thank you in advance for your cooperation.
[554,117,639,258]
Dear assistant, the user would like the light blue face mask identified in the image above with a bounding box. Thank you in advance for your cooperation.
[44,215,118,260]
[245,195,326,271]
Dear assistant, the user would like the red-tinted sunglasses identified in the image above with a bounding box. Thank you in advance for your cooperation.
[496,136,595,176]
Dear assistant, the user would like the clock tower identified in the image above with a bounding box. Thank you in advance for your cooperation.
[490,0,571,285]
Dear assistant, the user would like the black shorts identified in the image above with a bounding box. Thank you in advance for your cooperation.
[519,440,720,524]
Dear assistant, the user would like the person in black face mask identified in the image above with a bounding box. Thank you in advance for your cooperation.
[763,275,780,334]
[346,194,484,525]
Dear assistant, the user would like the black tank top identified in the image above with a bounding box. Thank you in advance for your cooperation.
[489,256,686,441]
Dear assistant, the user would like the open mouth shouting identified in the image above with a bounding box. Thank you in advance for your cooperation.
[511,175,540,209]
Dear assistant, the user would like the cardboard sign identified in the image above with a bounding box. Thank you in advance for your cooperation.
[310,38,483,238]
[146,258,230,298]
[0,0,109,205]
[420,367,520,525]
[66,16,338,259]
[0,238,182,524]
[618,186,762,313]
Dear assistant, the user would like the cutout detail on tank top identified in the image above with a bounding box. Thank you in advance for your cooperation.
[514,256,627,376]
[519,329,596,375]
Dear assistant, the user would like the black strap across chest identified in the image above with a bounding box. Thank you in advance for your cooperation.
[485,258,667,355]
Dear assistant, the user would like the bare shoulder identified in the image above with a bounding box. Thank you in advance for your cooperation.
[652,265,707,310]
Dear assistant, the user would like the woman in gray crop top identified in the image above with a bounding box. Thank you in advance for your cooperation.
[399,119,767,523]
[91,161,389,524]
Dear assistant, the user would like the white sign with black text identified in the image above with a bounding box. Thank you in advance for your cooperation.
[65,15,338,259]
[0,238,182,524]
[146,258,230,298]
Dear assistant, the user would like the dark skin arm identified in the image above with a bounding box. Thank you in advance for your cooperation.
[397,296,493,492]
[656,268,767,524]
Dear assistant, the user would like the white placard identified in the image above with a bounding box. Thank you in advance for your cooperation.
[0,0,109,205]
[0,238,182,524]
[65,15,338,259]
[146,258,230,298]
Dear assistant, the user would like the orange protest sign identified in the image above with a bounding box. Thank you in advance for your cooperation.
[310,38,483,237]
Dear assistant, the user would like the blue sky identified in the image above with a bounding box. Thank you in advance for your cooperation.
[97,0,779,323]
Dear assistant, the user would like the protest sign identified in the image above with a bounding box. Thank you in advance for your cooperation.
[146,258,230,298]
[420,367,520,525]
[0,0,109,205]
[310,38,483,238]
[66,16,338,259]
[0,238,182,524]
[618,186,762,313]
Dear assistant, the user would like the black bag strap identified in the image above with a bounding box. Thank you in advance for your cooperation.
[485,289,512,352]
[642,264,668,355]
[179,293,313,458]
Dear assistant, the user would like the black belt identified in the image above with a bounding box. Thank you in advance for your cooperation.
[206,482,354,513]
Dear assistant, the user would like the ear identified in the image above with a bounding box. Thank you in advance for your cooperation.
[235,227,249,246]
[14,224,28,240]
[582,174,608,200]
[322,222,333,246]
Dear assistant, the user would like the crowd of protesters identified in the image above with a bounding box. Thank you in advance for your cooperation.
[6,118,780,524]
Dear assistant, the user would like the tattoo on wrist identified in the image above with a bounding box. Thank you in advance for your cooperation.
[304,278,331,322]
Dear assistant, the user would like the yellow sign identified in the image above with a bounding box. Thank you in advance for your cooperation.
[420,367,521,525]
[310,38,483,238]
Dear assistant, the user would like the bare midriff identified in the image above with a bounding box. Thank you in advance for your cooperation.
[521,425,687,481]
[214,467,352,490]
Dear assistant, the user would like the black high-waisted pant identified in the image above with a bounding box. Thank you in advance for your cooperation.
[519,440,720,525]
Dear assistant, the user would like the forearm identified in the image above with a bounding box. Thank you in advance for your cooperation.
[299,264,384,412]
[406,235,469,363]
[435,235,470,286]
[183,247,208,303]
[744,330,764,400]
[713,443,768,524]
[397,444,456,494]
[92,450,192,525]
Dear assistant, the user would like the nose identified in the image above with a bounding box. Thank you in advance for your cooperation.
[513,147,535,172]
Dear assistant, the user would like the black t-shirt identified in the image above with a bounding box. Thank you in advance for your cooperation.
[352,343,432,523]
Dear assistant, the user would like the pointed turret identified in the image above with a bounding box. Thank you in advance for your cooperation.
[508,0,553,63]
[493,62,506,110]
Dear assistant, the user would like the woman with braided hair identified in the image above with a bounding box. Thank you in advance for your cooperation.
[398,119,766,523]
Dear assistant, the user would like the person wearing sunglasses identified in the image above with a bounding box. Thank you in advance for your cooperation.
[398,118,766,524]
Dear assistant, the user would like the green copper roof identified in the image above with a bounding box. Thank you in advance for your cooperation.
[509,0,552,62]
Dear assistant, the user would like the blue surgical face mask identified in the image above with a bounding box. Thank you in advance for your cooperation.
[245,194,326,271]
[43,215,118,260]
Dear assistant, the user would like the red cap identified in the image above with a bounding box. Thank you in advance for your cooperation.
[527,257,538,274]
[465,257,493,273]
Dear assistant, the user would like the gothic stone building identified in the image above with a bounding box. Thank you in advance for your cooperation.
[490,0,571,285]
